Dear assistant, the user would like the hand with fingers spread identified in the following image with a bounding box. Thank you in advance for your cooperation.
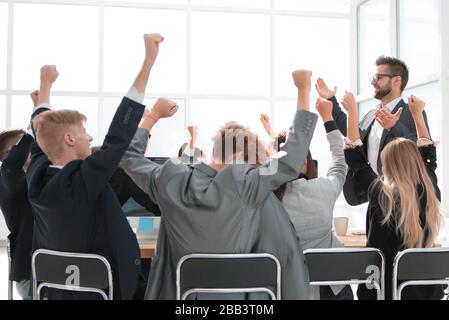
[315,98,333,122]
[375,107,403,130]
[315,78,337,100]
[30,90,40,107]
[260,114,276,138]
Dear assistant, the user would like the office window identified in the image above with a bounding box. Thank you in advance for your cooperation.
[275,16,350,97]
[103,7,186,94]
[358,0,390,95]
[109,0,186,4]
[275,0,350,13]
[190,100,270,157]
[191,0,270,9]
[399,0,440,84]
[0,3,7,90]
[191,12,270,96]
[13,4,99,92]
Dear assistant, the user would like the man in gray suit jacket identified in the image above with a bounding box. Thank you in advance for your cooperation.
[120,70,318,300]
[316,56,433,205]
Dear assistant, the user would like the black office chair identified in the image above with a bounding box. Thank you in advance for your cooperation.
[176,253,281,300]
[304,248,385,300]
[392,248,449,300]
[6,239,13,300]
[31,249,113,300]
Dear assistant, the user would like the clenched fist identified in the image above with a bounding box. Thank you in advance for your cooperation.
[292,70,312,91]
[144,33,164,62]
[341,91,357,115]
[315,98,333,122]
[408,95,426,116]
[150,98,178,120]
[40,65,59,84]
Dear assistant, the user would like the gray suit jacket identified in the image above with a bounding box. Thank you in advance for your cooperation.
[120,110,318,300]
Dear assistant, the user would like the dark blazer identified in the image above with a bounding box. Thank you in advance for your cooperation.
[330,96,432,205]
[345,145,444,300]
[0,133,34,281]
[27,97,145,300]
[110,168,161,216]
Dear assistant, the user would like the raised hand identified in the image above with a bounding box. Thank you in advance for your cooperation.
[30,90,40,107]
[260,114,275,137]
[292,70,312,92]
[408,95,426,116]
[187,125,198,139]
[144,33,164,63]
[315,78,337,100]
[150,98,178,120]
[375,107,403,130]
[315,98,333,122]
[40,65,59,85]
[341,91,357,115]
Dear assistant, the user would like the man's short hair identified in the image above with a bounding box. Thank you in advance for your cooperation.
[376,55,409,92]
[32,110,87,161]
[0,129,24,161]
[212,121,267,166]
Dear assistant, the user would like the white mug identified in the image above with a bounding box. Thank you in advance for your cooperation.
[334,217,349,236]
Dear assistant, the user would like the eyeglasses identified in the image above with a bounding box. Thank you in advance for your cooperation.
[371,73,399,82]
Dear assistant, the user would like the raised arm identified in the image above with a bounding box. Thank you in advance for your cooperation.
[315,98,348,195]
[79,34,162,198]
[237,70,318,207]
[120,98,178,203]
[315,77,347,135]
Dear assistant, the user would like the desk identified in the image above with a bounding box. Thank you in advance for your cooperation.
[336,234,367,248]
[139,241,157,259]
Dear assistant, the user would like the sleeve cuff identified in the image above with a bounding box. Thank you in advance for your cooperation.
[344,137,363,150]
[324,121,338,133]
[126,86,145,104]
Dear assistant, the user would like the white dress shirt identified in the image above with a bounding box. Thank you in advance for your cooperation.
[367,97,402,174]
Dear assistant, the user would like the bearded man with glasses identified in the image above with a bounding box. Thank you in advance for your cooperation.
[315,56,434,205]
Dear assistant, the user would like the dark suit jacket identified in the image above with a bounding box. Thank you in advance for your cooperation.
[345,146,444,300]
[27,97,145,300]
[110,168,161,216]
[0,133,34,281]
[330,96,432,205]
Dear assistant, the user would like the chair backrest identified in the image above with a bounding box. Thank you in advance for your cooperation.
[176,253,281,300]
[31,249,113,300]
[6,239,13,300]
[393,248,449,300]
[304,248,385,300]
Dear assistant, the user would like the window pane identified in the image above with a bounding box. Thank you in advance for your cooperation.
[108,0,186,4]
[275,0,350,13]
[13,4,99,91]
[12,95,99,143]
[0,3,7,89]
[399,0,440,84]
[273,101,331,178]
[275,16,350,97]
[103,7,186,94]
[190,100,270,157]
[191,0,270,9]
[358,0,390,95]
[102,98,186,157]
[191,12,270,96]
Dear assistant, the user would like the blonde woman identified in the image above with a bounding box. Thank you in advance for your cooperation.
[342,92,444,300]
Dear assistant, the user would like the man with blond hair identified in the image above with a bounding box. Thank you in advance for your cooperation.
[27,34,174,300]
[121,70,318,300]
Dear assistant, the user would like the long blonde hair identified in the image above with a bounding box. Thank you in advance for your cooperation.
[377,138,441,249]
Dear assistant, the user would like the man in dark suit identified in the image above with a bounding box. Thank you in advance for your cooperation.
[316,56,432,205]
[26,33,167,299]
[0,128,34,299]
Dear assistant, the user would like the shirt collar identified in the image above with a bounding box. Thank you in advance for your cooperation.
[383,97,403,111]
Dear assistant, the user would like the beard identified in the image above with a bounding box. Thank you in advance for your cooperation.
[374,86,392,100]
